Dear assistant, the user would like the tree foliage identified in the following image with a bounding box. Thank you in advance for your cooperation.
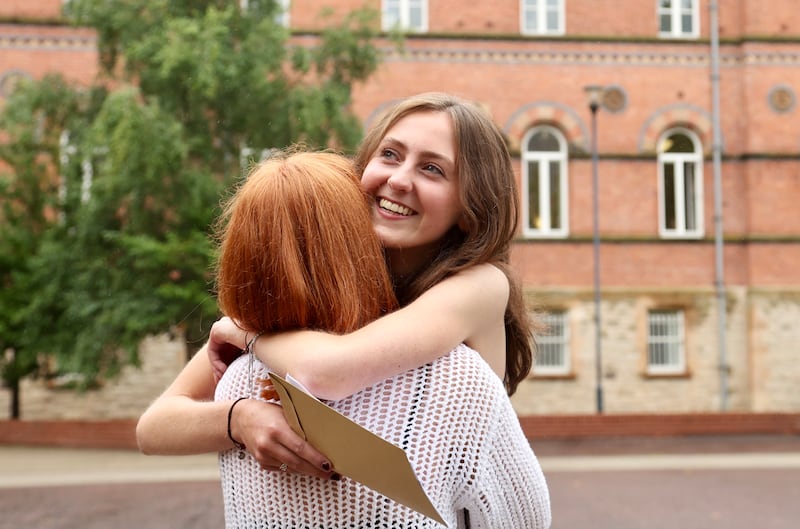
[0,0,381,413]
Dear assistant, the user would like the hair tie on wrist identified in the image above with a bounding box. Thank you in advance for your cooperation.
[246,331,263,355]
[227,397,248,459]
[245,332,263,402]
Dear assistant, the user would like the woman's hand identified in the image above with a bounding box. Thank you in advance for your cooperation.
[230,397,338,480]
[208,316,251,383]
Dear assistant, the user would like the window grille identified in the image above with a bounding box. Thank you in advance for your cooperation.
[647,310,685,374]
[535,311,570,375]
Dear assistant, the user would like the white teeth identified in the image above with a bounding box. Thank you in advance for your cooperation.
[379,198,413,216]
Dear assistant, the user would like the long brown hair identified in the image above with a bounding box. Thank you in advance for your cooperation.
[355,93,534,395]
[215,150,398,334]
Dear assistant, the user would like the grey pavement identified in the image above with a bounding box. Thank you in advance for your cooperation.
[1,435,799,529]
[0,446,219,488]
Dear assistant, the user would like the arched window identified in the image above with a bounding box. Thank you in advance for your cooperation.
[657,128,703,238]
[522,125,568,238]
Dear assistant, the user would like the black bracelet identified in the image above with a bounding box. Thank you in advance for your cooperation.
[227,397,248,458]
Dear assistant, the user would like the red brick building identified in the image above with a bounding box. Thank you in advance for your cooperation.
[2,1,799,418]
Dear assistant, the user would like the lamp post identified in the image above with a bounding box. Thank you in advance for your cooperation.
[584,85,604,414]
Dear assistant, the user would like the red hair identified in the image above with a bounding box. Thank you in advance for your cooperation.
[215,150,397,334]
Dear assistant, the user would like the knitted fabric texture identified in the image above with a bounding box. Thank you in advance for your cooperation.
[215,344,551,529]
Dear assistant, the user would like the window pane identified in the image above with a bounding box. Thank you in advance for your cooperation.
[408,0,424,30]
[546,11,559,31]
[684,162,696,230]
[525,0,539,31]
[664,164,676,230]
[384,0,400,28]
[668,133,694,153]
[528,162,541,230]
[546,0,559,31]
[681,14,692,33]
[525,11,537,31]
[528,129,559,152]
[549,161,561,230]
[409,6,423,29]
[660,14,671,33]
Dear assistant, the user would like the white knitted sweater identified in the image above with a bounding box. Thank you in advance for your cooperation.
[215,344,551,529]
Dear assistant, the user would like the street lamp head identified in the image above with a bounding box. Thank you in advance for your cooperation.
[584,85,605,113]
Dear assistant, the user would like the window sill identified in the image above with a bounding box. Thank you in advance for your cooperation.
[642,370,691,380]
[529,371,576,380]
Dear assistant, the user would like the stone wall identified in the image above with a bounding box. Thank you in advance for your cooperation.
[511,287,784,415]
[750,290,800,412]
[0,334,186,421]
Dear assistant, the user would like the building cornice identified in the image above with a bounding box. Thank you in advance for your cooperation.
[0,31,95,51]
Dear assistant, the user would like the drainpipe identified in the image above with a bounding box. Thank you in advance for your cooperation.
[709,0,729,410]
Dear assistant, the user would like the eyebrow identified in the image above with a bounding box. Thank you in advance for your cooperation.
[380,137,455,167]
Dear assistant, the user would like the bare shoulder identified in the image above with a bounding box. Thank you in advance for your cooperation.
[449,264,509,377]
[459,262,509,288]
[429,263,509,304]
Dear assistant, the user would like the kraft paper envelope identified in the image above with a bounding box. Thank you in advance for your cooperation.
[269,372,446,525]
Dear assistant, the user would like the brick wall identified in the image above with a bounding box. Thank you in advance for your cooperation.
[288,0,800,40]
[520,412,800,440]
[2,412,798,450]
[0,0,64,19]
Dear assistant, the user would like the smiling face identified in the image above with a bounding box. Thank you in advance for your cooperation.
[360,111,463,275]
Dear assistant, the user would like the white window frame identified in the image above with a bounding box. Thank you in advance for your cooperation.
[521,0,565,36]
[534,311,570,375]
[382,0,428,33]
[647,310,686,375]
[657,0,699,39]
[657,128,704,239]
[522,125,569,238]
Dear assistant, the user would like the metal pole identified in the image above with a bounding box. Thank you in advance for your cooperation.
[590,100,604,414]
[709,0,729,410]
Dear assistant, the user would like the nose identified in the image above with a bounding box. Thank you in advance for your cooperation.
[387,164,413,192]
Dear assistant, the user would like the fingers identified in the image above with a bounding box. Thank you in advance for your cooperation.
[251,431,333,480]
[239,400,336,480]
[210,358,228,383]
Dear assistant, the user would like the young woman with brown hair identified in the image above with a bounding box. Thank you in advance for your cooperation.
[208,92,534,402]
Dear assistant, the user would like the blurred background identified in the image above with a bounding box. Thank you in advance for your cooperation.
[1,0,799,425]
[0,2,799,527]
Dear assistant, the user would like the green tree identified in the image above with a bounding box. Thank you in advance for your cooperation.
[0,0,381,417]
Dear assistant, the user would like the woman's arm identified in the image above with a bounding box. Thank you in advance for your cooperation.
[136,348,333,479]
[210,263,509,400]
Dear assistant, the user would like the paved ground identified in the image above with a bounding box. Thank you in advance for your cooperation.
[1,434,799,528]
